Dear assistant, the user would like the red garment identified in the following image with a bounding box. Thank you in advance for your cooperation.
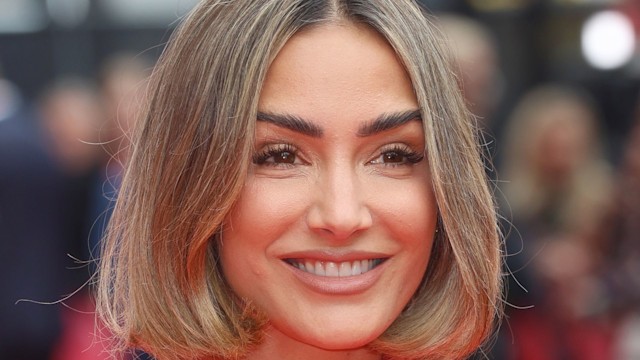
[507,308,614,360]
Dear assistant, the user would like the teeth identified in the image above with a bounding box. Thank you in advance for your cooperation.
[325,262,339,276]
[305,260,314,274]
[288,259,383,277]
[352,260,361,275]
[314,261,325,276]
[339,262,351,277]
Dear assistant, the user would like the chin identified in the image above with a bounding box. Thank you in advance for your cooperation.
[280,321,386,351]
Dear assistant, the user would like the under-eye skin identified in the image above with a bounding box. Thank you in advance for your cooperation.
[369,144,425,167]
[252,143,303,167]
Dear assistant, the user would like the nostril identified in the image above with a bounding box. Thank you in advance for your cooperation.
[306,203,373,240]
[306,170,373,239]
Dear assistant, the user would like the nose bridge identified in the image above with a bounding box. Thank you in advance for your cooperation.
[307,160,372,239]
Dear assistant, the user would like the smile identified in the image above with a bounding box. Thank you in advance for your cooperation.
[285,259,385,277]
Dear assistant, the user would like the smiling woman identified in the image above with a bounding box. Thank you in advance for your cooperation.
[222,24,437,358]
[96,1,502,360]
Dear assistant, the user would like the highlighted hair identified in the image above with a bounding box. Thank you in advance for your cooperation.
[97,1,502,359]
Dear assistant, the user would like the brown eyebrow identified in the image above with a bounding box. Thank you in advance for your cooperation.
[256,109,422,138]
[257,111,323,138]
[356,110,422,137]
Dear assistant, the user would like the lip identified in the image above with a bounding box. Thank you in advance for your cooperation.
[280,250,390,295]
[280,249,390,262]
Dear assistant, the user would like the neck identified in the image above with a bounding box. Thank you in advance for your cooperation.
[244,325,382,360]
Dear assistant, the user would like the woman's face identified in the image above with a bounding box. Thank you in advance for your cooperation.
[221,23,437,351]
[532,104,592,182]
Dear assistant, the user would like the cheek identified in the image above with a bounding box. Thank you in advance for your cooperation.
[228,179,310,238]
[220,179,310,291]
[371,174,437,241]
[370,179,436,311]
[371,175,437,283]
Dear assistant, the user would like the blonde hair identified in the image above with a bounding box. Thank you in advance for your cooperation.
[501,84,612,234]
[97,1,502,359]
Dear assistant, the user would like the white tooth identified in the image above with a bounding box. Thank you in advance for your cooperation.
[339,262,352,277]
[361,260,369,273]
[305,260,315,274]
[325,262,339,277]
[352,260,362,275]
[315,261,325,276]
[297,262,305,271]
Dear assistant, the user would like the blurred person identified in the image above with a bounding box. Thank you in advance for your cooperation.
[0,77,102,359]
[52,55,152,360]
[438,13,502,129]
[499,84,615,359]
[99,54,150,165]
[501,84,612,237]
[38,78,105,177]
[589,113,640,360]
[87,53,151,256]
[37,78,106,288]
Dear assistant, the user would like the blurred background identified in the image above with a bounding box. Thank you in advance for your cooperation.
[1,0,639,359]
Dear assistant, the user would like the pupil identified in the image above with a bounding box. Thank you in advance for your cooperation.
[384,152,403,163]
[276,151,295,164]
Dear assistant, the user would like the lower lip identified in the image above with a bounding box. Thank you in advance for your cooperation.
[284,260,388,295]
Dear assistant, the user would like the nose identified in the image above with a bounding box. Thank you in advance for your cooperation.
[306,165,373,241]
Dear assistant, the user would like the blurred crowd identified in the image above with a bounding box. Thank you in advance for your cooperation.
[0,53,150,359]
[1,2,640,360]
[440,12,640,359]
[441,13,640,359]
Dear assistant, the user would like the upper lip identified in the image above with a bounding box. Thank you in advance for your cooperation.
[278,249,391,262]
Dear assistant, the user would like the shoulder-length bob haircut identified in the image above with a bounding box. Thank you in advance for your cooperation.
[97,0,502,359]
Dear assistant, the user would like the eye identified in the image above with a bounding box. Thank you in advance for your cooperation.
[369,145,424,166]
[381,151,405,164]
[252,143,303,167]
[274,151,296,164]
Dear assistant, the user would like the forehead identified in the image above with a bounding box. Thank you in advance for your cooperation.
[258,22,418,126]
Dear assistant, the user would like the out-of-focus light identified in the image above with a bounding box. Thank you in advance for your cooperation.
[467,0,531,13]
[99,0,199,27]
[581,10,636,70]
[0,79,21,122]
[0,0,48,33]
[46,0,90,28]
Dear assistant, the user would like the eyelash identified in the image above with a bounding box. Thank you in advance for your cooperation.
[370,145,424,166]
[251,143,424,168]
[252,143,300,167]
